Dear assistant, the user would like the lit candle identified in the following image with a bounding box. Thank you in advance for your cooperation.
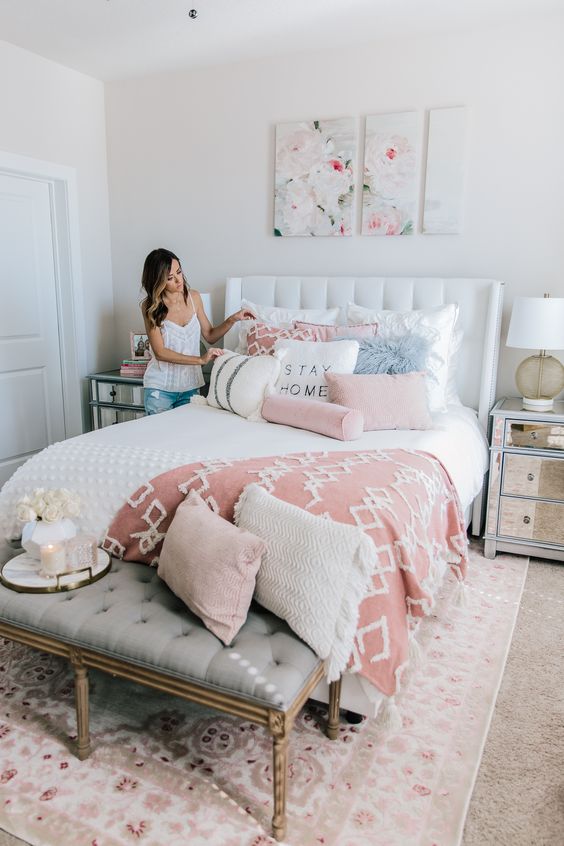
[40,543,66,577]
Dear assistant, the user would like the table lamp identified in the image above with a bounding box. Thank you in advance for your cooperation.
[506,293,564,411]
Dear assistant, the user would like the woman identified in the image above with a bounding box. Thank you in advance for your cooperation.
[141,248,253,415]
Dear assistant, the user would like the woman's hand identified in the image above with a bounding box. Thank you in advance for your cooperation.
[228,308,256,324]
[200,347,226,365]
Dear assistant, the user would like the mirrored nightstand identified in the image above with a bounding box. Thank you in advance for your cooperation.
[87,370,145,429]
[484,397,564,561]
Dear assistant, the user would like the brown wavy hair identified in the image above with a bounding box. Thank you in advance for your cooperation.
[141,248,189,328]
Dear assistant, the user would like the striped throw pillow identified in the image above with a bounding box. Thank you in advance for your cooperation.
[205,351,282,421]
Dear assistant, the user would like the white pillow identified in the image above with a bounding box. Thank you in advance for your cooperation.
[273,338,359,401]
[203,350,282,420]
[346,302,458,412]
[234,483,375,681]
[445,327,463,406]
[236,299,340,354]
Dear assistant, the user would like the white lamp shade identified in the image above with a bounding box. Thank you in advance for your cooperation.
[506,296,564,350]
[199,291,212,322]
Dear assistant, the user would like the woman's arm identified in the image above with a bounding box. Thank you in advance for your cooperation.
[193,291,255,345]
[142,305,223,365]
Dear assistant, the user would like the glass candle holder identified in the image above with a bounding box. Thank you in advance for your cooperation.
[64,534,98,573]
[40,542,67,577]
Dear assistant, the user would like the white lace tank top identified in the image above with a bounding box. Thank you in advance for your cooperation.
[143,293,204,393]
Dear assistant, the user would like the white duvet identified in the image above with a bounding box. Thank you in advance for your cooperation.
[0,403,488,562]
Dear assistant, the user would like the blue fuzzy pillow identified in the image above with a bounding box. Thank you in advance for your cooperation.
[352,334,430,375]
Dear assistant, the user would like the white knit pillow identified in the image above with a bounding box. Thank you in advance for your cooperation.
[202,350,282,420]
[234,484,375,681]
[273,339,359,401]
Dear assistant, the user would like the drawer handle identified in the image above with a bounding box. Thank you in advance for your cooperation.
[527,473,535,481]
[523,515,531,525]
[110,390,117,398]
[530,431,538,440]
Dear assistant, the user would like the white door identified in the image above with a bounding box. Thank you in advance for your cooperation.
[0,173,66,488]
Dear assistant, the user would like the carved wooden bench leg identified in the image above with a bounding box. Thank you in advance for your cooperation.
[268,710,290,842]
[70,647,91,760]
[327,677,342,740]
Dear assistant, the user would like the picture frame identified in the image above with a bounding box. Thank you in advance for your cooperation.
[129,331,151,360]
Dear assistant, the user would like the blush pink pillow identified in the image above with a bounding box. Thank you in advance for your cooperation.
[247,322,317,355]
[262,394,363,441]
[325,371,432,431]
[157,491,266,645]
[293,321,378,341]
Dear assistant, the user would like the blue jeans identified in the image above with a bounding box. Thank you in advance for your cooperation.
[144,388,199,415]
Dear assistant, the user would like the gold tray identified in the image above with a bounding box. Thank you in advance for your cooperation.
[0,549,111,594]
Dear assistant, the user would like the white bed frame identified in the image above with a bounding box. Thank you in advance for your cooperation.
[224,276,504,536]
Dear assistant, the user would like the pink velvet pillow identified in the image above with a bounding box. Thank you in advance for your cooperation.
[247,322,317,355]
[262,394,363,441]
[293,321,378,341]
[325,371,432,431]
[157,491,266,645]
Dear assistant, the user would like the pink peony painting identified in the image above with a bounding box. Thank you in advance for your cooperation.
[274,117,356,237]
[361,111,419,236]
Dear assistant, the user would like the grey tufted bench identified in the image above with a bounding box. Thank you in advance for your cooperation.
[0,558,342,841]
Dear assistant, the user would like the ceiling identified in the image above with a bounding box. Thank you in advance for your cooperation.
[0,0,561,82]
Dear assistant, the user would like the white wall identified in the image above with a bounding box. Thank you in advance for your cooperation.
[105,14,564,399]
[0,40,114,377]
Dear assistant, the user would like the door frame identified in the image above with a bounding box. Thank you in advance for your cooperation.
[0,150,86,439]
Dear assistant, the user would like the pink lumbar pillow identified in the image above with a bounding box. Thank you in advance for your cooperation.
[293,321,378,342]
[246,322,317,355]
[157,491,266,645]
[262,394,363,441]
[325,371,432,431]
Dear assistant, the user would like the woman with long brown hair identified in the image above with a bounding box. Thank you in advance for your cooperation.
[141,248,253,415]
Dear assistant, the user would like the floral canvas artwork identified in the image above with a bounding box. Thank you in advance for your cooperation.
[274,118,356,237]
[361,111,419,236]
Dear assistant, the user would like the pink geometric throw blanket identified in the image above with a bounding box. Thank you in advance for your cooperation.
[103,450,467,697]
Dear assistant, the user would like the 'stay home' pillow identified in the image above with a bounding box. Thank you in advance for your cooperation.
[273,339,359,401]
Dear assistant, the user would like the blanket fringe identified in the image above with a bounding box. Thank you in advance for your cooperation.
[324,532,375,682]
[190,395,208,408]
[232,485,250,526]
[452,579,469,608]
[408,633,424,670]
[377,695,403,732]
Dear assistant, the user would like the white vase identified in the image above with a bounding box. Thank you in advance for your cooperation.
[21,518,77,560]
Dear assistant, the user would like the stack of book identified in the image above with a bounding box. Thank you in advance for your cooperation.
[120,359,148,379]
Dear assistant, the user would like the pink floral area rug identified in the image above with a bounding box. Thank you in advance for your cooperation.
[0,544,528,846]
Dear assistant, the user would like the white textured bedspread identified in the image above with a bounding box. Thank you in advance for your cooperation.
[0,403,487,560]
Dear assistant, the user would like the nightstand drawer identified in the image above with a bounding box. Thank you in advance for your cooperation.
[505,419,564,451]
[498,498,564,544]
[502,454,564,501]
[98,382,143,406]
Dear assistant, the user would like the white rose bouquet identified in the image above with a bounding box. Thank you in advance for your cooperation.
[15,488,81,524]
